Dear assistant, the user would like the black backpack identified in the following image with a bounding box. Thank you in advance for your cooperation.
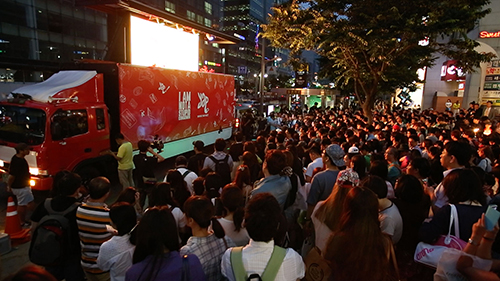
[29,199,80,266]
[209,155,231,185]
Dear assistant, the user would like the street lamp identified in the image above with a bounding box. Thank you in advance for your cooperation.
[259,39,282,115]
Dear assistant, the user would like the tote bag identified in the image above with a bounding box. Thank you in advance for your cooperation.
[414,204,467,268]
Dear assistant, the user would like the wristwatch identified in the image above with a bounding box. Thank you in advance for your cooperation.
[468,238,479,246]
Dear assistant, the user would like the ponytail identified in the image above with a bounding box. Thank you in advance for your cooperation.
[233,206,244,232]
[211,217,226,239]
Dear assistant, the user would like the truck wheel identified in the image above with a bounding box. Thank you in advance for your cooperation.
[76,166,100,187]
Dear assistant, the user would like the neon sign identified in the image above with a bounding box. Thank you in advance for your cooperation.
[480,31,500,38]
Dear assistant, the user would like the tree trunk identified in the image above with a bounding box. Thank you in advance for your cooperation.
[361,91,375,124]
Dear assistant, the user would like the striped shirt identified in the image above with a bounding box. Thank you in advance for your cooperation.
[76,201,112,274]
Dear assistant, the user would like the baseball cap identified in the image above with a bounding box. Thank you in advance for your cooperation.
[348,146,359,154]
[325,144,345,167]
[192,140,204,150]
[393,125,400,131]
[337,169,360,187]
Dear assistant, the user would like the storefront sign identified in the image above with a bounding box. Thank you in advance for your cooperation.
[485,75,500,82]
[480,31,500,38]
[440,60,465,81]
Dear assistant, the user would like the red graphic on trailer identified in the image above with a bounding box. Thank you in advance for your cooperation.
[117,64,235,146]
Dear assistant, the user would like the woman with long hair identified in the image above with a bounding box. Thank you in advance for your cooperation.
[181,196,233,281]
[232,165,253,200]
[217,184,249,246]
[311,172,358,254]
[241,151,261,184]
[125,206,205,281]
[166,169,191,211]
[149,182,186,240]
[324,187,397,281]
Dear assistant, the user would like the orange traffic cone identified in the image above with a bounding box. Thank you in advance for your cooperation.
[4,196,30,243]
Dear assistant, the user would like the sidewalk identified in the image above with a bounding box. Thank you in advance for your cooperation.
[1,241,30,279]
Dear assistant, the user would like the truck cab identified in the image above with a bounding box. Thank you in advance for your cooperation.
[0,71,111,191]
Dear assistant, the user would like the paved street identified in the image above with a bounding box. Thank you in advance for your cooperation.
[0,150,191,278]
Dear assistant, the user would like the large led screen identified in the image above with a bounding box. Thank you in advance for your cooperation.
[130,16,199,71]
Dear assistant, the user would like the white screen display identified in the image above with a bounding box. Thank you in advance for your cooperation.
[130,16,199,71]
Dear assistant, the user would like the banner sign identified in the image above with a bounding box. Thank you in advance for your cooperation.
[117,64,235,147]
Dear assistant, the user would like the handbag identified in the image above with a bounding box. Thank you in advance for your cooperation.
[414,204,467,268]
[304,247,331,281]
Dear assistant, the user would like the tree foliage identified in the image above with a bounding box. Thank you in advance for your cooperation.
[262,0,495,121]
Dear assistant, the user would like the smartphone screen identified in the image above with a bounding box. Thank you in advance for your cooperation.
[485,205,500,231]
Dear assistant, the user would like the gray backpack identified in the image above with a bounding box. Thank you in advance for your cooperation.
[29,199,80,266]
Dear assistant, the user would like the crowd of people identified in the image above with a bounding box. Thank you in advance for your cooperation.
[8,101,500,281]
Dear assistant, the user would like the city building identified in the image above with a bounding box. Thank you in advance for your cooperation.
[0,0,239,90]
[420,1,500,110]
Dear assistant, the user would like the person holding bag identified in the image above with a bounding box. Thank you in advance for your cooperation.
[419,169,486,244]
[417,169,487,268]
[434,214,498,280]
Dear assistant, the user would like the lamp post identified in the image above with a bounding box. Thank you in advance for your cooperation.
[258,39,282,115]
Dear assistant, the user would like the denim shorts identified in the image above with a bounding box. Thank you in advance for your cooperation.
[12,187,34,206]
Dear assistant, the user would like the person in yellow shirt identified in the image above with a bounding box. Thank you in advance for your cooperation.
[110,133,134,189]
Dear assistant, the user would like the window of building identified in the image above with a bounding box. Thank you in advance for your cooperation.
[197,15,204,24]
[165,1,175,13]
[187,10,196,21]
[204,18,212,27]
[51,109,88,140]
[205,2,213,14]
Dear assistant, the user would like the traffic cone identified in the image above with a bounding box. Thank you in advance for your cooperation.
[4,196,30,243]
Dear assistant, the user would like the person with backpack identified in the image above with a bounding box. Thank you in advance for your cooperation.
[203,138,233,186]
[188,140,207,175]
[221,193,305,281]
[30,172,85,281]
[173,155,198,195]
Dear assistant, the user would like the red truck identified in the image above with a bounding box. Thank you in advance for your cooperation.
[0,62,235,191]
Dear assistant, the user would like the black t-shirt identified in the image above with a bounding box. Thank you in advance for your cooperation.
[31,196,81,257]
[133,153,158,180]
[187,153,207,175]
[9,155,30,189]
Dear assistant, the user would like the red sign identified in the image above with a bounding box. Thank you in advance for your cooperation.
[440,60,465,81]
[480,31,500,38]
[117,64,235,147]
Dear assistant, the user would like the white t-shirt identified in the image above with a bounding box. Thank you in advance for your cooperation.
[221,240,305,281]
[379,202,403,244]
[173,167,198,195]
[97,234,135,281]
[217,217,250,247]
[305,157,323,178]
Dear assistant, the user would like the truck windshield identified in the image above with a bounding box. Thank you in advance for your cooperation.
[0,106,46,145]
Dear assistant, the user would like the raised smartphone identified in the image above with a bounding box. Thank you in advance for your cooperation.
[485,204,500,231]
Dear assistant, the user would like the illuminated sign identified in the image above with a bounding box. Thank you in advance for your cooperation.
[440,60,465,81]
[480,31,500,38]
[130,16,199,71]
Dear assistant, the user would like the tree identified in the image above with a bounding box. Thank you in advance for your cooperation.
[263,0,495,122]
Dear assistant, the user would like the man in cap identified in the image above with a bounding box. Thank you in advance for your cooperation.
[187,140,207,175]
[7,143,35,226]
[305,144,345,220]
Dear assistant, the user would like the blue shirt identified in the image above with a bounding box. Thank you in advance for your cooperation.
[251,174,292,209]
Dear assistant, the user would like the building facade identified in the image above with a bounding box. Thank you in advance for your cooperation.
[421,1,500,110]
